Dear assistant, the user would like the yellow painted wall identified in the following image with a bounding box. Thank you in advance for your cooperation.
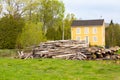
[71,25,105,46]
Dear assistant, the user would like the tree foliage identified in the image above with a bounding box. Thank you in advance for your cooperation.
[16,22,46,48]
[0,15,25,49]
[46,13,76,41]
[46,26,62,40]
[105,20,120,47]
[0,0,74,49]
[38,0,65,33]
[64,13,76,39]
[0,4,2,14]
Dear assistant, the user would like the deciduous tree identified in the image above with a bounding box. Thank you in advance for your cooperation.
[16,22,46,49]
[64,13,76,39]
[38,0,65,34]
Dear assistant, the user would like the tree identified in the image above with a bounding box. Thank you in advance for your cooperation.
[46,27,56,40]
[113,24,120,46]
[16,22,46,49]
[46,26,62,40]
[46,13,76,41]
[22,0,39,21]
[2,0,24,19]
[0,4,2,15]
[1,0,65,32]
[38,0,65,34]
[0,0,66,49]
[105,20,120,47]
[64,13,76,39]
[55,26,62,40]
[1,0,38,19]
[109,20,113,26]
[0,15,25,49]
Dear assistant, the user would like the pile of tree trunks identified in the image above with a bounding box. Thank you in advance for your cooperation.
[18,40,120,60]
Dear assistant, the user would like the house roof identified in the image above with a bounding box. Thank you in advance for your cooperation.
[71,19,104,27]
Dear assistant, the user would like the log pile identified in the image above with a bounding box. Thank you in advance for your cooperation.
[18,40,120,60]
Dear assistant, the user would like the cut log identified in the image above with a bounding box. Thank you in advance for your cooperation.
[17,40,120,60]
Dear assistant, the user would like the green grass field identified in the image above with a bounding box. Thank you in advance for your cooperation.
[0,58,120,80]
[117,50,120,54]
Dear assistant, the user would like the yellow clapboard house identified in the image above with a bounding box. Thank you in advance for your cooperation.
[71,19,105,47]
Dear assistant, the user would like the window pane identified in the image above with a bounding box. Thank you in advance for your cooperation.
[93,27,97,34]
[93,36,97,42]
[76,28,80,34]
[84,27,89,34]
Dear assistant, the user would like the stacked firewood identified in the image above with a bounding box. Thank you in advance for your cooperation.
[18,40,120,60]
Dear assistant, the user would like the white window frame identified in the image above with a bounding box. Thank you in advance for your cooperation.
[93,36,97,42]
[85,36,89,43]
[93,27,97,34]
[76,36,80,41]
[76,28,81,34]
[84,27,89,34]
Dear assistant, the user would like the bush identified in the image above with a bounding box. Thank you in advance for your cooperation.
[16,22,46,49]
[0,15,25,49]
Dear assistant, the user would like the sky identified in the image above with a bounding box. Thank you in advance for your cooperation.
[61,0,120,23]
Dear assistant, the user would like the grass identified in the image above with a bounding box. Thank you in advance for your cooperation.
[0,58,120,80]
[117,50,120,54]
[0,49,17,57]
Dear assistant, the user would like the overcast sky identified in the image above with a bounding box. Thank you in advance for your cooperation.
[61,0,120,23]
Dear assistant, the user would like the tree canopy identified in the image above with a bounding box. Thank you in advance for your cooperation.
[0,0,69,49]
[16,22,46,49]
[0,15,25,49]
[105,20,120,47]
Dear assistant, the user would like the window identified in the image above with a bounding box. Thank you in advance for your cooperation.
[84,27,89,34]
[76,36,80,40]
[76,28,80,34]
[85,36,89,43]
[93,36,97,42]
[93,27,97,34]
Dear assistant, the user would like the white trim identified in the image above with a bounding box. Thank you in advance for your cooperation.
[93,36,97,42]
[84,27,89,34]
[76,28,81,34]
[85,36,89,43]
[93,27,97,34]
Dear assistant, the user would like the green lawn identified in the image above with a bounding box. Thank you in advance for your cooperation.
[0,49,17,57]
[0,58,120,80]
[117,50,120,54]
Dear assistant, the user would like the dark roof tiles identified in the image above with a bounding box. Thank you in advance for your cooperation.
[71,19,104,27]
